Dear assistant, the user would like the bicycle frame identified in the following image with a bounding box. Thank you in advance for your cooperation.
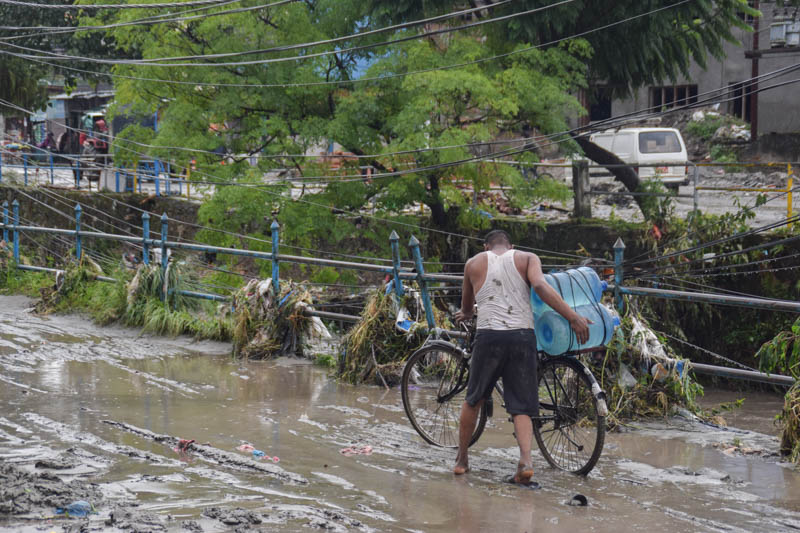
[426,333,609,420]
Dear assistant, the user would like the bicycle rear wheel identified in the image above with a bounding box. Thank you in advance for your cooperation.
[401,343,487,448]
[533,356,605,475]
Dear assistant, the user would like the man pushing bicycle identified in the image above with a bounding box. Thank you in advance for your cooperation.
[453,229,591,483]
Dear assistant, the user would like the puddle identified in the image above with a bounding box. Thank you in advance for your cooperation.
[1,295,799,532]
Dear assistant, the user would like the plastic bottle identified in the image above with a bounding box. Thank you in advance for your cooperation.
[537,304,620,355]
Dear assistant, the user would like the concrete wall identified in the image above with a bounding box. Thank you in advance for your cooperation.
[604,5,800,135]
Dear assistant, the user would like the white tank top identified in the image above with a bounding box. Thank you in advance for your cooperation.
[475,250,535,331]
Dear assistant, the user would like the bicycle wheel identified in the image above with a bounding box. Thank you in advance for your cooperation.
[401,343,487,448]
[533,356,605,475]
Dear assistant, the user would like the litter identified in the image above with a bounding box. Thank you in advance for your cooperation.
[567,494,588,506]
[238,444,279,462]
[55,500,94,518]
[173,439,195,454]
[340,445,373,456]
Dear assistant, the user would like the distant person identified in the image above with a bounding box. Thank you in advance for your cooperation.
[37,132,55,150]
[453,229,590,484]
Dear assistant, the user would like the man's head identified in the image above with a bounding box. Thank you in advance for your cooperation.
[483,229,511,250]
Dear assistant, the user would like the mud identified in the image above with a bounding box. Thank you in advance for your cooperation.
[1,294,800,532]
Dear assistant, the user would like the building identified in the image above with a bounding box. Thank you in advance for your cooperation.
[1,79,114,153]
[589,2,800,137]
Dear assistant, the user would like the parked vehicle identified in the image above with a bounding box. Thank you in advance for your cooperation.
[589,127,689,189]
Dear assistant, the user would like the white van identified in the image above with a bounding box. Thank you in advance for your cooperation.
[589,127,689,189]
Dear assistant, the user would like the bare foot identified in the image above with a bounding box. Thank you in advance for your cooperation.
[453,462,470,475]
[513,463,534,484]
[453,453,470,475]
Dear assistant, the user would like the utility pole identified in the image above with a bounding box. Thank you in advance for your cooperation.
[750,0,760,141]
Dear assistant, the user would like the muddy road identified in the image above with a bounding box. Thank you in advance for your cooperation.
[1,295,799,532]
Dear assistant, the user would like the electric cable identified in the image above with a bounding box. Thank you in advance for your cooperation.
[0,0,282,36]
[0,0,578,67]
[0,0,237,9]
[0,0,686,73]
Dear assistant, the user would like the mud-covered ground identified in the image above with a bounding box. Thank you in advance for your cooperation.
[1,295,799,532]
[535,167,797,227]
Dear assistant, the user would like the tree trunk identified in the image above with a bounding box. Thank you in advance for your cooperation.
[572,135,646,214]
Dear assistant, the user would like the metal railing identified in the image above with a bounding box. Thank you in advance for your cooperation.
[1,196,798,386]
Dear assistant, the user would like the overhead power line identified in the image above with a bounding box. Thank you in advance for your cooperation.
[0,0,693,88]
[0,0,289,37]
[1,0,577,67]
[0,0,511,49]
[0,0,236,9]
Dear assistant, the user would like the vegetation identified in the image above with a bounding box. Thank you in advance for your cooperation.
[593,308,703,430]
[340,287,452,385]
[756,316,800,463]
[231,279,318,359]
[1,256,233,341]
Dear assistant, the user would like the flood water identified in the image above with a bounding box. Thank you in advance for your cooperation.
[1,294,799,532]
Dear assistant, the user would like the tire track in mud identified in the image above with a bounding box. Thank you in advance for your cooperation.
[103,420,308,484]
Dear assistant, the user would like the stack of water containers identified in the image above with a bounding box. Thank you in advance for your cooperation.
[531,266,620,355]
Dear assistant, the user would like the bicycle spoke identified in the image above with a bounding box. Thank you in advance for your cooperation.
[533,358,604,474]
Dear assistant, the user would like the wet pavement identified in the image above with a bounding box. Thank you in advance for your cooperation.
[1,295,799,532]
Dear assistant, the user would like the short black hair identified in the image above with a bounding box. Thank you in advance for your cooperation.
[484,229,511,246]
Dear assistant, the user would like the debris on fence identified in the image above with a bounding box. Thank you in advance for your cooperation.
[232,278,330,360]
[339,286,449,386]
[780,383,800,463]
[592,309,701,429]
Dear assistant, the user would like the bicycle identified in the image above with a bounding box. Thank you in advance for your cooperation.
[401,322,608,475]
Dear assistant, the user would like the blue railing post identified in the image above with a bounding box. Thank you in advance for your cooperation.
[614,237,625,313]
[75,204,82,260]
[142,212,150,265]
[12,199,19,263]
[154,162,161,197]
[160,213,169,301]
[49,153,54,184]
[75,159,81,189]
[2,200,8,244]
[160,213,168,271]
[271,220,280,298]
[409,235,436,330]
[164,162,171,196]
[115,170,120,193]
[22,153,28,186]
[389,230,404,301]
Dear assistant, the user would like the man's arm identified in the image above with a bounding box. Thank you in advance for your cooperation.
[455,257,476,322]
[526,253,591,344]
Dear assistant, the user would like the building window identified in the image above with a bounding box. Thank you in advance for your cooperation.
[729,81,752,122]
[737,0,756,24]
[589,86,613,121]
[650,84,699,110]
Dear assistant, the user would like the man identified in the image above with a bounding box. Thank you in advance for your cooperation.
[453,229,591,483]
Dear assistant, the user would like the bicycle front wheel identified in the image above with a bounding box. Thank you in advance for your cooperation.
[533,356,605,475]
[401,343,487,448]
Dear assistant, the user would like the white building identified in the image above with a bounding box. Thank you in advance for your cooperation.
[588,3,800,137]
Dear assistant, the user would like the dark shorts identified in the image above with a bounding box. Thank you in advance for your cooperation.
[465,328,538,416]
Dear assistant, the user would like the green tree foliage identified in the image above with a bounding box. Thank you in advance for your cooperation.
[365,0,763,94]
[81,1,587,250]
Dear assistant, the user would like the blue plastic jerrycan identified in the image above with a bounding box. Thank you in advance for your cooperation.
[531,266,608,317]
[537,304,620,356]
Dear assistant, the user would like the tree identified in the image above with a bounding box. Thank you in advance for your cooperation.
[328,35,587,228]
[84,0,589,254]
[363,0,768,218]
[365,0,762,96]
